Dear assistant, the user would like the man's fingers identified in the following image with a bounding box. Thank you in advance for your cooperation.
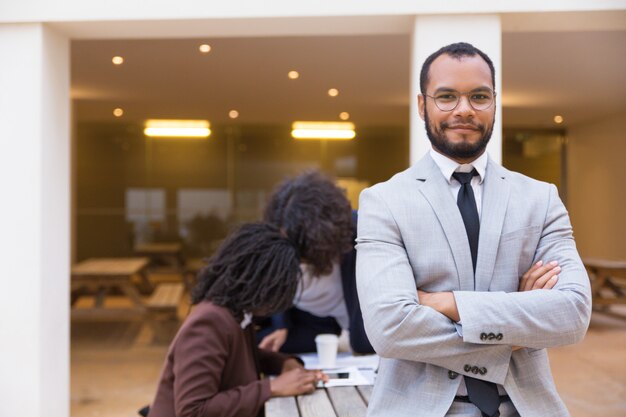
[533,269,560,290]
[543,275,559,289]
[523,261,558,291]
[519,260,543,291]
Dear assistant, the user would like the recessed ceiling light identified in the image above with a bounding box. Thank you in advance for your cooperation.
[339,112,350,120]
[199,44,211,54]
[229,110,239,119]
[553,115,564,124]
[113,108,124,117]
[288,71,299,80]
[112,56,124,65]
[328,88,339,97]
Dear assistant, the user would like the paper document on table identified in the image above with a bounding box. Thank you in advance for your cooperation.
[300,352,379,371]
[318,366,373,387]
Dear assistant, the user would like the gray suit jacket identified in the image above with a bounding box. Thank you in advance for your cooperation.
[356,154,591,417]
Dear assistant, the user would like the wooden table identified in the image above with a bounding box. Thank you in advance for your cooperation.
[266,385,372,417]
[584,257,626,318]
[71,257,152,319]
[134,242,185,270]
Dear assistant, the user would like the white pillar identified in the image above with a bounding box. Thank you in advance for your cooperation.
[410,15,502,165]
[0,24,70,417]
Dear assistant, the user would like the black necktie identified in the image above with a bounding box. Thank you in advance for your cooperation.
[452,170,480,274]
[452,169,501,417]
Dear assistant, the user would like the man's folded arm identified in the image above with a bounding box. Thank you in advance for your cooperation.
[454,184,592,349]
[356,187,511,385]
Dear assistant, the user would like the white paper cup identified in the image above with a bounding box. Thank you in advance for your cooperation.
[315,333,339,368]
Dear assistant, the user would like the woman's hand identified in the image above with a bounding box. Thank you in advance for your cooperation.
[281,358,303,373]
[270,368,327,397]
[259,328,288,352]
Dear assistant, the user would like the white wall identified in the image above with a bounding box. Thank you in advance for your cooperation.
[1,0,624,23]
[410,15,502,164]
[0,23,70,417]
[568,112,626,261]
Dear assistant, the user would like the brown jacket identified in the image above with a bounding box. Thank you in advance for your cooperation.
[148,301,291,417]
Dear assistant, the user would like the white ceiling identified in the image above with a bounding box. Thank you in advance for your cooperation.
[72,30,626,129]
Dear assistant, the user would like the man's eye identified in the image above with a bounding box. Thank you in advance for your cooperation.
[436,94,457,101]
[471,94,490,101]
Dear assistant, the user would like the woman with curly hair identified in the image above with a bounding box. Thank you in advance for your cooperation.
[257,171,374,354]
[147,223,325,417]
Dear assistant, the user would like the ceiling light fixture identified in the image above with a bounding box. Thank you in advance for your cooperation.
[229,110,239,119]
[288,71,299,79]
[144,119,211,138]
[113,108,124,117]
[339,112,350,120]
[112,56,124,65]
[328,88,339,97]
[199,44,211,53]
[291,121,356,140]
[553,115,564,124]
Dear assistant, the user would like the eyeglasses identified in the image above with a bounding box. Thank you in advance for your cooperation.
[424,89,496,112]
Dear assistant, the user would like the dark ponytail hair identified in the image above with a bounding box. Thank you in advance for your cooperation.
[191,222,301,319]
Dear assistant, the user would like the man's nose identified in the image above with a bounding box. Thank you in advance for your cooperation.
[453,95,475,115]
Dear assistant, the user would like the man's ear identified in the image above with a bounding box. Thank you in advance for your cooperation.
[417,94,425,121]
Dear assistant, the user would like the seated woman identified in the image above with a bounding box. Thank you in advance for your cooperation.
[256,171,375,354]
[147,223,326,417]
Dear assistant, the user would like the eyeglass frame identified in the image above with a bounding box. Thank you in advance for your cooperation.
[423,88,497,112]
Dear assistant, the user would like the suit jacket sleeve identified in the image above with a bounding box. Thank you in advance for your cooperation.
[257,348,301,375]
[171,314,271,417]
[453,184,592,348]
[356,186,512,385]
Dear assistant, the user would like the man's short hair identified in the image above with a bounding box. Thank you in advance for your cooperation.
[420,42,496,94]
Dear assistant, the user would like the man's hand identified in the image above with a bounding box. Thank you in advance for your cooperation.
[417,260,561,322]
[519,260,560,291]
[259,328,288,352]
[417,291,460,322]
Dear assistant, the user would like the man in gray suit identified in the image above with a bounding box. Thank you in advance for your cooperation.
[356,42,591,417]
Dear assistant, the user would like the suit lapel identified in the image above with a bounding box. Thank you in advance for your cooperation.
[475,159,510,291]
[414,156,475,291]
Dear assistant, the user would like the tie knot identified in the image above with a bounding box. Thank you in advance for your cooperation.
[452,169,478,185]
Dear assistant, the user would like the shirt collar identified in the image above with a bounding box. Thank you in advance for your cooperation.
[429,148,488,184]
[240,311,253,329]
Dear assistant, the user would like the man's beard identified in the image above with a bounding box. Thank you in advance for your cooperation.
[424,106,494,160]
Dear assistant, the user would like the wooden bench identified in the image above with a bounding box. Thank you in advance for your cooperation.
[71,257,152,320]
[146,283,185,343]
[584,257,626,319]
[182,258,208,291]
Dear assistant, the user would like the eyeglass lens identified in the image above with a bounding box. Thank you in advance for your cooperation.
[434,90,494,111]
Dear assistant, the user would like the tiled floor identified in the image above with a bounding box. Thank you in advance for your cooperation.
[71,302,626,417]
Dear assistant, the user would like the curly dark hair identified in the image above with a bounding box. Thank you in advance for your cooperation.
[264,171,353,276]
[190,222,301,319]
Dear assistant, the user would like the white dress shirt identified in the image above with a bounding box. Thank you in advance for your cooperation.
[294,261,350,330]
[429,149,487,217]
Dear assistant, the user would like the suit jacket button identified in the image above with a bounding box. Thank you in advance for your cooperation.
[479,367,487,375]
[448,371,459,379]
[471,366,479,374]
[464,364,472,372]
[480,333,488,341]
[488,332,496,340]
[496,333,503,340]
